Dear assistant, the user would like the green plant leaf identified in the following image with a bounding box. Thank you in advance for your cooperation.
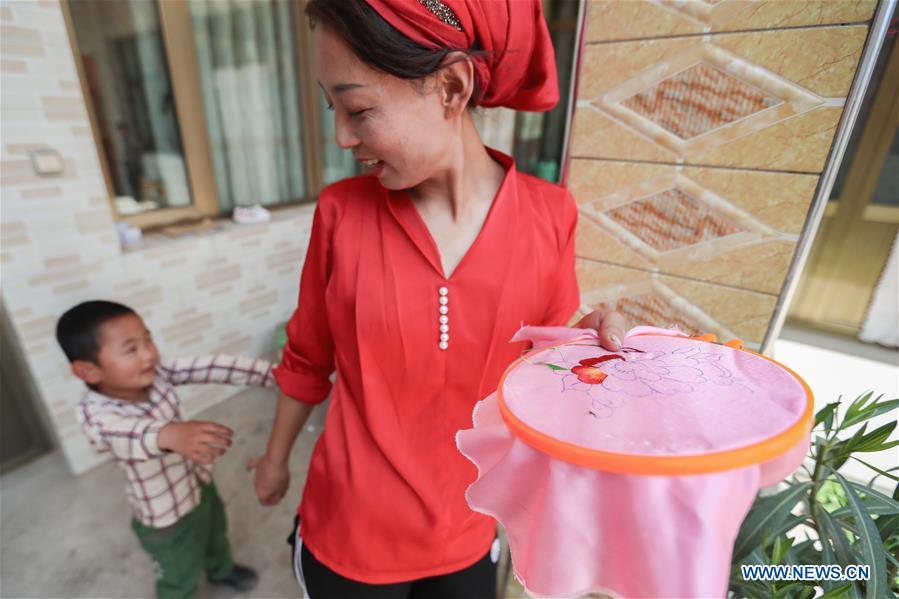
[538,362,567,371]
[773,582,807,599]
[816,401,840,429]
[832,471,888,599]
[828,424,870,470]
[772,534,795,565]
[733,482,811,561]
[883,544,899,568]
[833,504,899,518]
[842,397,899,429]
[852,421,898,453]
[817,521,842,593]
[851,457,899,483]
[737,580,776,599]
[842,392,876,429]
[818,478,848,512]
[790,539,817,566]
[843,423,871,452]
[797,585,817,599]
[818,507,861,567]
[830,480,899,519]
[868,467,899,488]
[819,582,853,599]
[851,482,899,514]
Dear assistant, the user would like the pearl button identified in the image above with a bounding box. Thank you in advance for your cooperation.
[439,305,448,315]
[439,315,448,324]
[439,296,448,306]
[439,286,448,296]
[439,341,448,350]
[439,324,449,333]
[440,333,449,342]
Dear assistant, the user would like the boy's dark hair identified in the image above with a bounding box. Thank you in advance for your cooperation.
[306,0,485,106]
[56,300,136,364]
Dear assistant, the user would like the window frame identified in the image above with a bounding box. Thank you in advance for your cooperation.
[61,0,325,230]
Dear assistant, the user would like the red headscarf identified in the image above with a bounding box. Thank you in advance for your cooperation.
[363,0,559,112]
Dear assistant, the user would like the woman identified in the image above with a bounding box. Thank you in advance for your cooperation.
[248,1,625,597]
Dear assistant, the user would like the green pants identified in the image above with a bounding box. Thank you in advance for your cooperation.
[132,482,234,599]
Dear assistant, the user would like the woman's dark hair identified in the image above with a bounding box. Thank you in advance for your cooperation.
[306,0,485,105]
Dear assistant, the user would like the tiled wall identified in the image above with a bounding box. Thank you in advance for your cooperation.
[569,0,876,346]
[1,0,312,474]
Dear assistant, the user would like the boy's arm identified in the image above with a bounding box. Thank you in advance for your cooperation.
[159,355,275,388]
[79,402,167,462]
[80,402,232,464]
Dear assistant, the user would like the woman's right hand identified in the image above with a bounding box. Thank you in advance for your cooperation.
[247,455,290,506]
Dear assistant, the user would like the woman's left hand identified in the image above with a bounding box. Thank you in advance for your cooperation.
[575,307,627,351]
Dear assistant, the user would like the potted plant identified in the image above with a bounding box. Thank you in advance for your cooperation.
[729,392,899,598]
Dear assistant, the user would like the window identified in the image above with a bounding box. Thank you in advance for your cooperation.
[64,0,356,229]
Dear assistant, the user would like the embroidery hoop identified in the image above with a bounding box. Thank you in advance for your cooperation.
[497,334,814,475]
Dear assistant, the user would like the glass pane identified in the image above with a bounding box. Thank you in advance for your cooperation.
[511,0,581,182]
[189,0,306,212]
[829,32,896,202]
[871,128,898,207]
[319,96,359,186]
[68,0,192,215]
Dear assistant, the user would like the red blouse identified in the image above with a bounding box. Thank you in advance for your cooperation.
[274,149,579,583]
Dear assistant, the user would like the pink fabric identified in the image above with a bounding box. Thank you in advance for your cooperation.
[504,327,807,454]
[456,326,811,598]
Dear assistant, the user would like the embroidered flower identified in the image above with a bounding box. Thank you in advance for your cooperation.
[570,365,608,385]
[534,345,748,418]
[569,354,622,385]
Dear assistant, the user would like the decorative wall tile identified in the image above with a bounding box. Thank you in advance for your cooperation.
[680,167,817,234]
[576,217,654,271]
[569,160,818,235]
[570,157,814,295]
[574,27,866,171]
[0,24,45,56]
[20,186,62,199]
[1,58,28,73]
[660,239,796,295]
[586,1,703,42]
[586,0,876,43]
[714,27,869,98]
[620,62,782,141]
[569,0,864,342]
[605,187,747,253]
[570,107,677,163]
[688,106,843,172]
[577,258,777,345]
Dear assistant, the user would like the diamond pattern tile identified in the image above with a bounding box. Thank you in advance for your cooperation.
[614,293,702,335]
[606,188,745,253]
[621,62,782,139]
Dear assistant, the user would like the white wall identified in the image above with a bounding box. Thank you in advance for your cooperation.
[1,0,314,474]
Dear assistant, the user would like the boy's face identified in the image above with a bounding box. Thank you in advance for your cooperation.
[73,313,160,399]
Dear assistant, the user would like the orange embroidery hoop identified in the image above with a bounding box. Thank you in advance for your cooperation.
[497,334,814,475]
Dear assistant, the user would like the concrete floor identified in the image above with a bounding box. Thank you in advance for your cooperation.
[1,388,318,598]
[0,389,526,599]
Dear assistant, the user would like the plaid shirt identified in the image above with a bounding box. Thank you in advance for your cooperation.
[78,355,275,528]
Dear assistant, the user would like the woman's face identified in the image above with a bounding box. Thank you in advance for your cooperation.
[313,25,455,190]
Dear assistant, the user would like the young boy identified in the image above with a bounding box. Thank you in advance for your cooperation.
[56,300,276,599]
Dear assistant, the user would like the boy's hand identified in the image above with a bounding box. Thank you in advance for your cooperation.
[158,421,233,465]
[246,455,289,506]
